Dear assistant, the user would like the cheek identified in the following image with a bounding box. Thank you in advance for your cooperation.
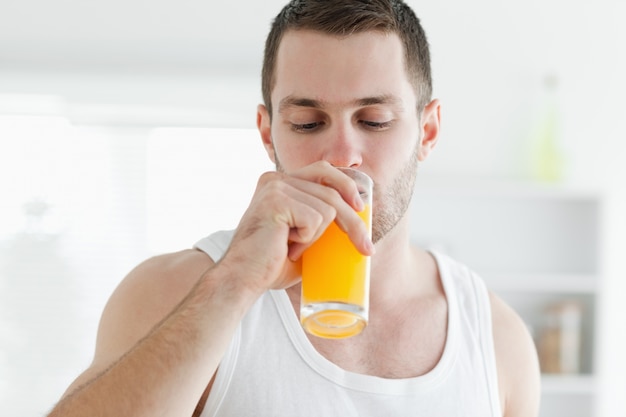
[368,134,418,170]
[370,136,420,193]
[270,136,319,171]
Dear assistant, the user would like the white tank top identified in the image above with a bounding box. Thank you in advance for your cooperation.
[195,230,502,417]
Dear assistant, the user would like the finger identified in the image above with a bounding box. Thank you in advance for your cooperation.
[283,197,336,261]
[283,174,374,257]
[289,162,365,212]
[285,201,331,245]
[338,205,375,257]
[288,209,374,260]
[258,170,374,258]
[288,187,374,258]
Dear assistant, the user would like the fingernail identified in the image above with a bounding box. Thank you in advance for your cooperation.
[366,238,376,255]
[355,196,365,211]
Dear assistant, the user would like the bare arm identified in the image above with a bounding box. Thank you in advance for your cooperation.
[490,292,542,417]
[47,162,374,417]
[48,249,262,417]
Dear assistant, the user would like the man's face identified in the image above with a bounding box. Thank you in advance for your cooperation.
[259,29,435,242]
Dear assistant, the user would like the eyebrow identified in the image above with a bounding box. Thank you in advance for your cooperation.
[278,94,403,113]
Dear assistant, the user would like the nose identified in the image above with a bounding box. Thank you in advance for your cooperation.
[321,124,363,168]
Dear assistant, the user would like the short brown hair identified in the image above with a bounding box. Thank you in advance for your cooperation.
[261,0,432,117]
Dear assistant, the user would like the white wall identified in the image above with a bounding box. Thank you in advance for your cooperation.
[1,0,625,415]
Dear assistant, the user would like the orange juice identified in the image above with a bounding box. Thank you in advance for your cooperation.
[301,204,371,338]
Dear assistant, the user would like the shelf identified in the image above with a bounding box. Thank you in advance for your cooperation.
[541,374,596,395]
[410,176,603,417]
[415,176,604,200]
[483,273,599,293]
[412,186,601,277]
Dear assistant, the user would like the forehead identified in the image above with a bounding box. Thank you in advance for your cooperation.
[272,29,414,106]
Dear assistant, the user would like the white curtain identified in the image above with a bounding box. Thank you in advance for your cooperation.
[0,116,271,415]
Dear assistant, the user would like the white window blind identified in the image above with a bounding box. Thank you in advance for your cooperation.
[0,115,271,415]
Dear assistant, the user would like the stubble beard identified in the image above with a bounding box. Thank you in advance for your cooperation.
[370,143,419,243]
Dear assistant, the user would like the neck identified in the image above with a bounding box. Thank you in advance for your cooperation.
[368,215,437,306]
[370,216,412,276]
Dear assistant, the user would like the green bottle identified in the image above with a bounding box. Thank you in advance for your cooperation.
[531,74,563,182]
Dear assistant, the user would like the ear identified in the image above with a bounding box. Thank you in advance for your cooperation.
[257,104,276,164]
[417,99,441,161]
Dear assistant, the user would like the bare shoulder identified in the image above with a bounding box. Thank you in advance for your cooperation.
[93,249,216,359]
[62,248,215,398]
[489,291,541,417]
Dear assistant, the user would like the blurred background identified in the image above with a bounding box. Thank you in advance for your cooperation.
[0,0,624,415]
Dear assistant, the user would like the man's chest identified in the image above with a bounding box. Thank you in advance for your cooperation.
[306,298,449,378]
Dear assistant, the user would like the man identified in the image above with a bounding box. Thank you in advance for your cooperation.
[48,1,540,416]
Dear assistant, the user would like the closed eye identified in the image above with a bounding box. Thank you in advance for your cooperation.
[360,120,393,130]
[291,121,324,132]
